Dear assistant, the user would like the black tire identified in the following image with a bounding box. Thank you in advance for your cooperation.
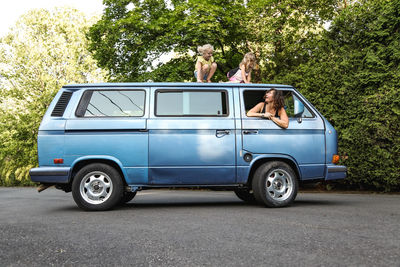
[234,188,257,203]
[119,191,137,204]
[72,163,124,211]
[252,161,298,207]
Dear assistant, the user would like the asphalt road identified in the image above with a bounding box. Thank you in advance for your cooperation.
[0,188,399,267]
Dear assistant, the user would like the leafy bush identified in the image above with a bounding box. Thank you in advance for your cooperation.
[276,0,400,191]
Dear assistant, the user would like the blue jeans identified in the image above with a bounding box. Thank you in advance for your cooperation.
[194,71,208,81]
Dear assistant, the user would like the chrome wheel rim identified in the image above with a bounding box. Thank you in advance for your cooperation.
[79,171,113,205]
[265,169,293,201]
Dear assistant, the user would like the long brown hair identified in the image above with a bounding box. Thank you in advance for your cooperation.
[264,88,285,110]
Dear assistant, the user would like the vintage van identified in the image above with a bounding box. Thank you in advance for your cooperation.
[30,83,347,211]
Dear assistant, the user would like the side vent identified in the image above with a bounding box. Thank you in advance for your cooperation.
[51,91,73,117]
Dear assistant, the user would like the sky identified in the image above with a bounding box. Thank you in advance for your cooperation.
[0,0,105,37]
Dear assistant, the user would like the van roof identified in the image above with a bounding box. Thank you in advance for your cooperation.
[63,82,294,89]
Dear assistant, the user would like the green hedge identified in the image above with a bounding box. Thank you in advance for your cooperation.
[276,0,400,191]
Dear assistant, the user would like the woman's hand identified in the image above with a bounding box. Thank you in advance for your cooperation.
[264,112,273,119]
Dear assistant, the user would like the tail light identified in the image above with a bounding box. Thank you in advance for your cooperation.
[332,155,340,164]
[54,158,64,164]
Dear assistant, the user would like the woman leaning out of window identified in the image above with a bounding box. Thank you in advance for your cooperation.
[247,89,289,129]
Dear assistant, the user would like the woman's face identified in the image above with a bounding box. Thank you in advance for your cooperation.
[203,50,213,60]
[264,90,275,102]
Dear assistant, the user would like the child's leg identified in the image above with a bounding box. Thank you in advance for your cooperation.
[195,71,206,82]
[201,64,210,75]
[196,64,210,82]
[206,62,217,82]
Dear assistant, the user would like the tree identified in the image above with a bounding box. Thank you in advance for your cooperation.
[244,0,339,80]
[0,7,108,186]
[276,0,400,191]
[88,0,339,82]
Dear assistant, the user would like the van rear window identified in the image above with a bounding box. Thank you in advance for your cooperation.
[76,90,145,117]
[155,90,228,117]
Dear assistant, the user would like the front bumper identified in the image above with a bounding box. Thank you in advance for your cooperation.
[29,167,70,183]
[325,165,347,180]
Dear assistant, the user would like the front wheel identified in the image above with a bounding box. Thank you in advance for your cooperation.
[72,163,123,211]
[252,161,298,207]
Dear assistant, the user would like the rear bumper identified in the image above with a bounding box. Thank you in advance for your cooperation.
[325,165,347,180]
[29,167,70,183]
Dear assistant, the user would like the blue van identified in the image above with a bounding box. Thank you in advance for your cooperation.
[30,83,346,211]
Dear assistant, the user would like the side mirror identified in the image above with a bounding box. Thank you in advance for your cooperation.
[294,96,304,118]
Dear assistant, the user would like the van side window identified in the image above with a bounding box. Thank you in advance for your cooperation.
[156,90,228,116]
[76,90,145,117]
[243,90,313,118]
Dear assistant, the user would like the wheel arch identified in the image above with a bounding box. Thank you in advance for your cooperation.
[69,156,128,186]
[247,155,301,187]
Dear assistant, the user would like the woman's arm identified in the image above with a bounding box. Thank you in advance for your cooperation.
[269,107,289,129]
[246,102,264,117]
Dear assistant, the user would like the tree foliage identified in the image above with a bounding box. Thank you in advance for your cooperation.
[0,8,108,186]
[88,0,339,82]
[276,0,400,191]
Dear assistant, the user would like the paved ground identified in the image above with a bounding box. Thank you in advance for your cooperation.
[0,187,399,266]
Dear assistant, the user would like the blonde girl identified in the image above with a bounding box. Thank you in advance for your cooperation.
[228,52,256,83]
[194,44,217,83]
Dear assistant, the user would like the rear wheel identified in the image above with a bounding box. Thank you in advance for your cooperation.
[252,161,298,207]
[234,188,257,203]
[72,163,123,211]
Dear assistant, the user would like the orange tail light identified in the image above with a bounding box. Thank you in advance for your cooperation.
[332,155,340,164]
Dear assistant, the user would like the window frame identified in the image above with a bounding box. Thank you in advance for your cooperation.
[75,89,146,118]
[154,89,229,117]
[241,89,316,119]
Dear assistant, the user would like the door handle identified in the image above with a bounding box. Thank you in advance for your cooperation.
[243,130,258,134]
[216,130,230,137]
